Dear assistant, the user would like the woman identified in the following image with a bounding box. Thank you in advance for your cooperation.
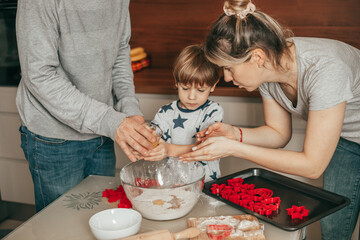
[180,0,360,239]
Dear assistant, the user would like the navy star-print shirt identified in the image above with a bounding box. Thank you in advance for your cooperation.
[152,100,223,145]
[151,99,224,182]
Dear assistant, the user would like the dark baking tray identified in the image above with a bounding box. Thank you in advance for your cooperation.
[202,168,350,231]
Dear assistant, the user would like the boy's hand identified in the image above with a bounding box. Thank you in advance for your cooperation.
[128,148,145,160]
[144,139,168,161]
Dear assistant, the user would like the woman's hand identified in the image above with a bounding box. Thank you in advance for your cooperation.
[196,122,240,143]
[180,136,237,162]
[143,139,168,161]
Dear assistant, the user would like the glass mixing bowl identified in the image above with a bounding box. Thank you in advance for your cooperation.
[119,158,205,221]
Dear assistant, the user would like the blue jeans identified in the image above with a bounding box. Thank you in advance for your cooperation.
[321,137,360,240]
[19,126,116,212]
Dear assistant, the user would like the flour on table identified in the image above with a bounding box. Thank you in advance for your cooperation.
[132,188,198,220]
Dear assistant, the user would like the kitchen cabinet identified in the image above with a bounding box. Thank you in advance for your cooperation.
[128,0,360,98]
[0,87,35,204]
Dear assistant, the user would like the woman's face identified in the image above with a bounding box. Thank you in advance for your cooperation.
[222,60,263,92]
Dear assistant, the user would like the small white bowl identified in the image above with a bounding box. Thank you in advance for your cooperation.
[89,208,142,240]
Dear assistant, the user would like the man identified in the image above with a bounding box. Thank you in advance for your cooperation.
[16,0,154,211]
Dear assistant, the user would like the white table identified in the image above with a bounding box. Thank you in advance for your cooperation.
[4,175,304,240]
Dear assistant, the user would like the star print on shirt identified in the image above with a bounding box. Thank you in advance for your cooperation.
[199,100,211,110]
[162,129,171,142]
[173,114,188,129]
[159,103,173,113]
[209,171,217,180]
[202,109,218,123]
[192,126,201,138]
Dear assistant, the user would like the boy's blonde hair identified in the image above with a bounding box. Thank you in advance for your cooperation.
[173,44,220,87]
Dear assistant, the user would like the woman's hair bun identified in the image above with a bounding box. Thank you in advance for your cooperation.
[223,0,256,19]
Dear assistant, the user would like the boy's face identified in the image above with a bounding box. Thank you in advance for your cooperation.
[176,83,216,110]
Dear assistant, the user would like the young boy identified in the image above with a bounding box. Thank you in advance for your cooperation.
[144,44,224,182]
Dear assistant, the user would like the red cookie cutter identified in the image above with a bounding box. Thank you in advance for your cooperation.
[210,178,281,216]
[102,185,132,208]
[207,224,233,240]
[286,205,310,219]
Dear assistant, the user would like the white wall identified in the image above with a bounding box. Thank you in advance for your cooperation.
[0,87,35,204]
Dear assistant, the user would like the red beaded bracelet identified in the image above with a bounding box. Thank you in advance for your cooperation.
[239,127,243,142]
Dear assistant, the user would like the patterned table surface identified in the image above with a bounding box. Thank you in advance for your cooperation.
[4,175,303,240]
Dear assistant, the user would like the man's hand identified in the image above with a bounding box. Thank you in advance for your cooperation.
[129,115,145,124]
[115,116,156,162]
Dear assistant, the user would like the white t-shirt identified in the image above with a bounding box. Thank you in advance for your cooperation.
[152,99,224,182]
[259,37,360,144]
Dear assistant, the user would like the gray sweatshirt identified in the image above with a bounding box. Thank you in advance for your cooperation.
[16,0,142,140]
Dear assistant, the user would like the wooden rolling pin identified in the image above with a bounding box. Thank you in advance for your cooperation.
[120,227,201,240]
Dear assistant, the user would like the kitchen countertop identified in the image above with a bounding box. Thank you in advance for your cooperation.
[3,175,303,240]
[133,68,261,97]
[0,68,261,97]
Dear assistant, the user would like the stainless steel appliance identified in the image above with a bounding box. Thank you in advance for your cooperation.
[0,0,20,86]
